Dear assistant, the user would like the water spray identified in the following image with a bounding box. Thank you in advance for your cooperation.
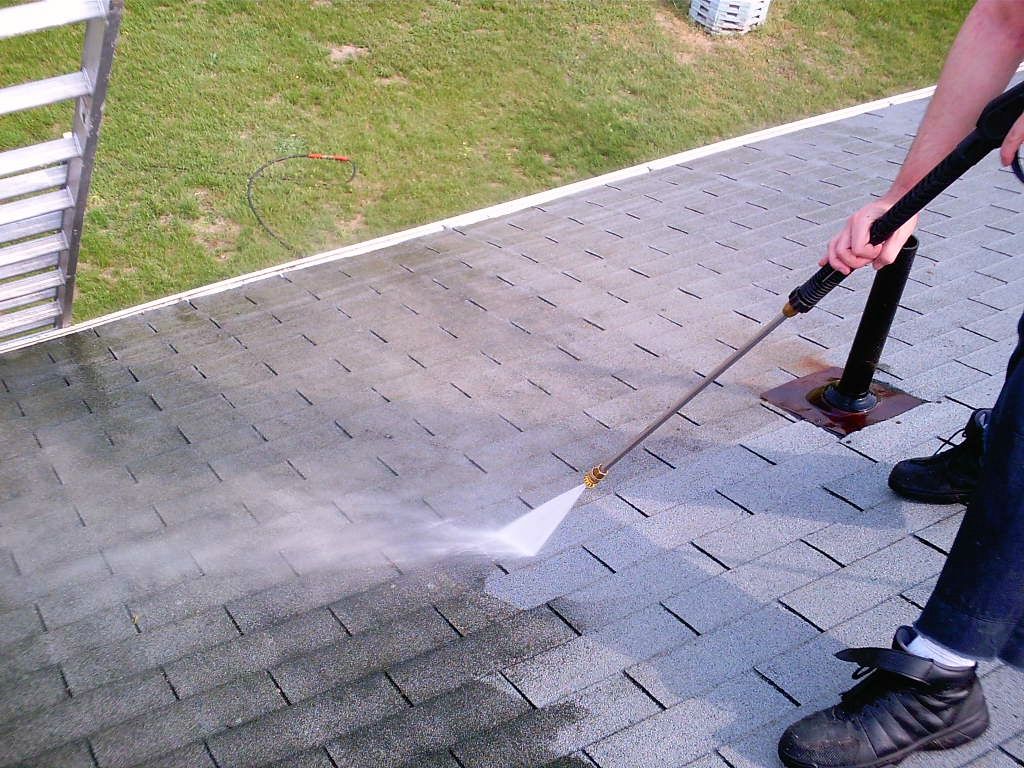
[496,79,1024,556]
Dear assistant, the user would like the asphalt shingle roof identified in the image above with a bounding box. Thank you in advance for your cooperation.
[2,93,1023,767]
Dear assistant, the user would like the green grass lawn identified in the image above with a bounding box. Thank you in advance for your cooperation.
[1,0,971,320]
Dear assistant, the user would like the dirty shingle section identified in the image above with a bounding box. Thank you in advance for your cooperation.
[2,94,1023,767]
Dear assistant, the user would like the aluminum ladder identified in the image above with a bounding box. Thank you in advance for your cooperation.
[0,0,123,347]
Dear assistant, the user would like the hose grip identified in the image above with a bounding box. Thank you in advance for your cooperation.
[786,266,847,314]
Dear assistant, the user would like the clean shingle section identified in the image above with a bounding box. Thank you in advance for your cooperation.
[586,672,795,768]
[626,604,819,708]
[503,603,695,707]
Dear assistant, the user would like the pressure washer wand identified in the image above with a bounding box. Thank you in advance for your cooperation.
[582,78,1024,490]
[586,314,787,485]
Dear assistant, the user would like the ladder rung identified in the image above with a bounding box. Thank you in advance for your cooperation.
[0,1,107,41]
[0,269,64,304]
[0,233,66,269]
[0,137,80,177]
[0,301,61,337]
[0,166,67,202]
[0,252,60,282]
[0,211,63,245]
[0,188,73,228]
[0,286,59,314]
[0,71,93,117]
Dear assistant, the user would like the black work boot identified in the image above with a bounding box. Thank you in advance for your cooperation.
[888,409,990,504]
[778,627,989,768]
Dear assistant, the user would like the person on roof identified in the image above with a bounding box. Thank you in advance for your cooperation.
[777,3,1024,768]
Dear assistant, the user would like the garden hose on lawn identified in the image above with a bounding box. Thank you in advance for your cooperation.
[246,153,356,251]
[496,78,1024,556]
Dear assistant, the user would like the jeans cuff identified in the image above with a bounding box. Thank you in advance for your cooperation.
[916,596,1016,660]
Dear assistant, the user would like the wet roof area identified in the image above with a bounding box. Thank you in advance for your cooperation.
[2,94,1023,768]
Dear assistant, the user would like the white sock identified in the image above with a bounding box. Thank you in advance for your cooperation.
[907,631,977,669]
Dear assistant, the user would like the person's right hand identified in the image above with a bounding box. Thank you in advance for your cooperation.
[820,198,918,275]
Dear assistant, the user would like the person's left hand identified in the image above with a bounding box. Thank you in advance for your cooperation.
[999,110,1024,167]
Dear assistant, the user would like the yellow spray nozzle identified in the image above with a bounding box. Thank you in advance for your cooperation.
[583,465,607,488]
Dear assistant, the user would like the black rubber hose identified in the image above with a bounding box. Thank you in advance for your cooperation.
[787,79,1024,315]
[866,132,991,246]
[246,154,357,252]
[788,132,992,314]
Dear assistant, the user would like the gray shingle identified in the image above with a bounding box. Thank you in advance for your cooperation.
[626,604,818,708]
[90,673,283,768]
[947,369,1008,410]
[0,666,68,722]
[388,607,576,705]
[664,540,838,634]
[586,671,795,768]
[580,489,748,572]
[324,675,530,767]
[14,740,98,768]
[262,749,336,768]
[0,672,174,765]
[756,596,918,706]
[126,742,218,768]
[548,545,724,632]
[610,444,772,517]
[693,486,858,569]
[224,566,398,634]
[328,568,481,634]
[453,675,660,768]
[125,564,293,633]
[780,536,947,630]
[504,603,694,707]
[963,749,1023,768]
[206,673,404,768]
[0,604,137,677]
[433,591,519,636]
[271,606,458,703]
[1003,733,1024,763]
[840,399,974,461]
[0,605,44,646]
[802,496,953,565]
[164,608,346,699]
[485,548,612,610]
[61,607,240,694]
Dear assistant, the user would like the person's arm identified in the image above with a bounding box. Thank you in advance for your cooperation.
[824,0,1024,275]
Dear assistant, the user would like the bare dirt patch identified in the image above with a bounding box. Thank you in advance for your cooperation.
[99,265,136,282]
[334,211,366,237]
[329,45,369,64]
[654,6,716,65]
[191,189,240,260]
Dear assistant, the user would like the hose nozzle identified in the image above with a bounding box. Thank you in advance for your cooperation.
[583,465,607,488]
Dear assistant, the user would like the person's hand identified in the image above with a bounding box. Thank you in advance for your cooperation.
[999,110,1024,167]
[819,199,918,275]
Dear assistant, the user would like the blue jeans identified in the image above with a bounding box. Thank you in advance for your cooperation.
[915,311,1024,668]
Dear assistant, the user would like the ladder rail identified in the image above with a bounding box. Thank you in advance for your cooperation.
[58,0,123,327]
[0,0,122,344]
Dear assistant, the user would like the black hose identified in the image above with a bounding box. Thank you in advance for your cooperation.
[246,153,357,252]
